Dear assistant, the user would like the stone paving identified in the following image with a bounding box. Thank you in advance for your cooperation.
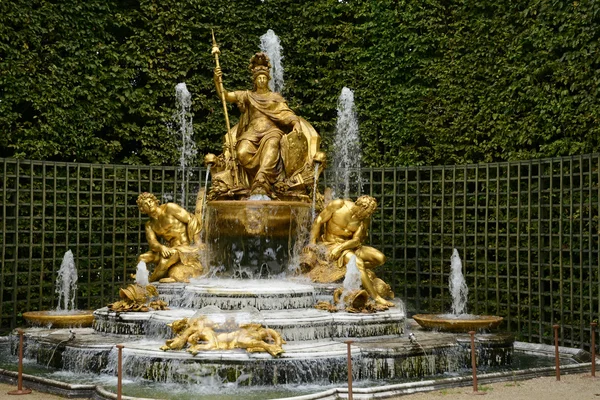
[1,372,599,399]
[390,372,600,400]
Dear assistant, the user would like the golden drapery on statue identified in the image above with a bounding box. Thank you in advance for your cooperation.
[302,195,395,308]
[206,50,325,202]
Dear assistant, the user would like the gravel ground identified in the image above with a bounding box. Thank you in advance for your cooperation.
[390,373,600,400]
[0,382,72,399]
[1,373,600,399]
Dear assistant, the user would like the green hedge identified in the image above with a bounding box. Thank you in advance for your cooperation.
[1,1,600,166]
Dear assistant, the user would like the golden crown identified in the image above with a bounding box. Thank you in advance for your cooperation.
[248,52,271,80]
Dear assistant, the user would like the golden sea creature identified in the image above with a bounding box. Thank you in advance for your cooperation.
[108,283,168,312]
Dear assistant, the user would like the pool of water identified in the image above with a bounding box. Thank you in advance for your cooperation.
[0,344,579,400]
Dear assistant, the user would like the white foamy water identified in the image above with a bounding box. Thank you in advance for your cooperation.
[438,313,479,319]
[248,194,271,201]
[339,256,362,310]
[134,261,149,287]
[56,250,78,311]
[259,29,284,93]
[449,249,469,316]
[342,256,361,292]
[332,87,361,199]
[287,207,312,275]
[173,82,197,206]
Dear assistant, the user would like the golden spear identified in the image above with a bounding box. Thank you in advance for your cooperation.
[211,30,239,186]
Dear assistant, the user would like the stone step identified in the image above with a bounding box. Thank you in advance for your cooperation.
[19,326,514,386]
[157,279,319,310]
[93,304,406,341]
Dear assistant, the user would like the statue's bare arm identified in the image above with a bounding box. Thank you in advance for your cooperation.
[214,67,238,103]
[165,203,196,243]
[146,222,175,259]
[338,223,363,251]
[145,222,163,253]
[309,199,345,244]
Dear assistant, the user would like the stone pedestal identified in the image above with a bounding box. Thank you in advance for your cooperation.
[16,279,514,386]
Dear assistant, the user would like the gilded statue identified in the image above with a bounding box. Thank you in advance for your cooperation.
[137,192,204,283]
[161,316,286,357]
[206,37,324,201]
[302,195,395,307]
[108,284,168,312]
[314,285,394,313]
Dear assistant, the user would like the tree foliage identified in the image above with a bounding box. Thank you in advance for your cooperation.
[1,0,599,166]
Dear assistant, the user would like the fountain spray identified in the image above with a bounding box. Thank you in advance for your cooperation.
[332,87,361,199]
[135,261,150,287]
[449,248,469,316]
[56,250,78,312]
[339,256,362,310]
[173,82,197,207]
[259,29,284,93]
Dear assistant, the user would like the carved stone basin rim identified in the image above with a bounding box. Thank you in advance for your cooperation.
[22,310,95,328]
[412,314,504,332]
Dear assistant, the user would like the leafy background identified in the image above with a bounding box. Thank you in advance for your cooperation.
[1,0,599,166]
[1,0,599,349]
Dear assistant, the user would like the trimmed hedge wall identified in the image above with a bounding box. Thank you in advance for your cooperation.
[1,1,599,166]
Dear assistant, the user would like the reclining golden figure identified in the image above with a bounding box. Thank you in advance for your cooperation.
[161,316,286,357]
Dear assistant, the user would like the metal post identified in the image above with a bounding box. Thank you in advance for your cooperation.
[116,344,124,400]
[592,322,597,377]
[8,329,32,395]
[468,331,485,395]
[553,324,560,381]
[346,341,353,400]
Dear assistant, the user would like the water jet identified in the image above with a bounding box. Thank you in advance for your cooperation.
[22,250,94,328]
[413,249,504,332]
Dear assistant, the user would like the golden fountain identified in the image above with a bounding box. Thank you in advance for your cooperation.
[23,250,94,328]
[412,249,503,332]
[201,43,327,275]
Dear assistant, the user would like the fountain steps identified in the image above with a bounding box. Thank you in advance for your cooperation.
[18,280,513,386]
[93,306,405,341]
[156,280,330,310]
[94,279,404,341]
[19,326,512,385]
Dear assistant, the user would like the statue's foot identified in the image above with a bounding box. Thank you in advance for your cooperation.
[268,345,285,357]
[249,181,272,198]
[159,277,177,283]
[374,296,395,307]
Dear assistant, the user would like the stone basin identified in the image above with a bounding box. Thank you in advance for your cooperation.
[412,314,503,332]
[206,200,310,238]
[22,310,95,328]
[204,200,311,275]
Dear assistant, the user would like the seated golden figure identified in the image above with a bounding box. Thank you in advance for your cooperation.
[302,195,395,307]
[136,193,204,283]
[207,51,323,201]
